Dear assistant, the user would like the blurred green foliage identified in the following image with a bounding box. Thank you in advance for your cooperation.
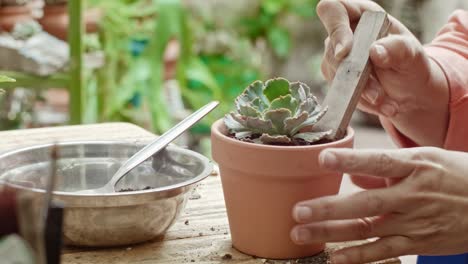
[241,0,319,58]
[85,0,319,135]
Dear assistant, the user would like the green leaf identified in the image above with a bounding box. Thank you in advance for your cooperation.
[267,26,291,58]
[0,75,15,83]
[186,58,222,99]
[269,94,298,113]
[288,0,319,18]
[262,0,287,15]
[264,78,290,102]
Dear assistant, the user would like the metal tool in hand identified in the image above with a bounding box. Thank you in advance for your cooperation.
[76,101,219,194]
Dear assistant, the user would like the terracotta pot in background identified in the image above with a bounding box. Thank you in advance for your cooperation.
[0,3,33,32]
[211,119,354,259]
[38,3,100,41]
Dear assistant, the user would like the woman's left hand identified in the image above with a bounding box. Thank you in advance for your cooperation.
[290,147,468,264]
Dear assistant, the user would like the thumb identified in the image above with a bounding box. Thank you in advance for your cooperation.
[369,35,426,71]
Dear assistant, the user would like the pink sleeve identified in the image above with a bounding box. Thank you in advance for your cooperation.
[381,10,468,151]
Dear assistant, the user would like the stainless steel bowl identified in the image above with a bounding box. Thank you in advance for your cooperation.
[0,141,213,247]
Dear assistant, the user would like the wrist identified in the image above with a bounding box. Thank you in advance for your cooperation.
[387,57,449,147]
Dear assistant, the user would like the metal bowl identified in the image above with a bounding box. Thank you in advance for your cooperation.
[0,141,213,247]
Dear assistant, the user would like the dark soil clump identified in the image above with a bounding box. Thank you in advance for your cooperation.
[222,253,232,260]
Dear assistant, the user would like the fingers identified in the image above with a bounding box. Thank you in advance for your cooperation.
[337,0,410,35]
[291,216,394,244]
[293,188,402,222]
[317,0,354,59]
[370,35,426,71]
[359,77,399,118]
[331,236,413,264]
[319,148,421,178]
[350,174,388,189]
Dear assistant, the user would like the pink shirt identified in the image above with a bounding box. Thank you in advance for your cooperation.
[381,10,468,151]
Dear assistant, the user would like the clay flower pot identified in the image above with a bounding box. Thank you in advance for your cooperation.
[211,119,354,259]
[0,3,32,32]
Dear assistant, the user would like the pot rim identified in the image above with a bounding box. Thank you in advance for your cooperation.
[211,119,354,151]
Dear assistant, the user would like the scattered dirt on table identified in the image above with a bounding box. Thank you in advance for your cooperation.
[184,220,189,225]
[117,186,153,192]
[210,227,215,231]
[189,191,201,200]
[222,253,233,260]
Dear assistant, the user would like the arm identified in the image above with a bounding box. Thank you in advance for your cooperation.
[381,10,468,151]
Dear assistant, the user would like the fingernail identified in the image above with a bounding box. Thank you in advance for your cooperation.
[334,43,344,58]
[381,103,397,117]
[365,87,379,104]
[320,151,338,169]
[374,44,389,63]
[331,254,347,264]
[292,227,311,244]
[294,206,312,222]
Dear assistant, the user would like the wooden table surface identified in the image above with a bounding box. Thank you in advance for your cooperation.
[0,123,400,264]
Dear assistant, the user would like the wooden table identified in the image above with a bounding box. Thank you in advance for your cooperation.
[0,123,400,264]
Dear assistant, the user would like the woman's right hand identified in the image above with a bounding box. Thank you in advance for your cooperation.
[317,0,449,147]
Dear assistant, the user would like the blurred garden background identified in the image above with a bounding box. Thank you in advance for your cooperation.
[0,0,466,156]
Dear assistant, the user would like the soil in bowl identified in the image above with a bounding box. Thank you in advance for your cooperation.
[117,186,153,192]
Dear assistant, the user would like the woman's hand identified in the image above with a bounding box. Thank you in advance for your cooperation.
[290,147,468,264]
[318,0,449,147]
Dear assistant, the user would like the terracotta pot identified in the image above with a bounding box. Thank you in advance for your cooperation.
[38,3,100,41]
[211,119,354,259]
[0,4,32,32]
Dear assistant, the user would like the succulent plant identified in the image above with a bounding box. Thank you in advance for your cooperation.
[224,77,331,145]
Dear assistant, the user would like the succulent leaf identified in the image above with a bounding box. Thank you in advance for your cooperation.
[264,78,290,102]
[264,108,291,134]
[235,131,253,139]
[224,113,245,131]
[239,105,261,117]
[225,78,330,145]
[284,111,308,134]
[298,97,318,114]
[269,94,298,113]
[293,130,332,142]
[260,134,291,144]
[245,116,274,132]
[292,106,328,134]
[290,82,309,102]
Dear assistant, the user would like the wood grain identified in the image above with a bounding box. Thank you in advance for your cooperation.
[0,123,400,263]
[316,11,390,140]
